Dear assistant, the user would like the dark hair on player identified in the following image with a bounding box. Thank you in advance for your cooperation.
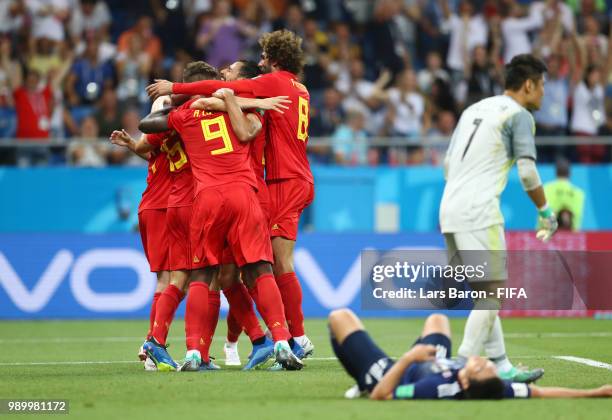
[504,54,547,91]
[463,377,505,399]
[237,60,262,79]
[259,30,304,75]
[183,61,219,82]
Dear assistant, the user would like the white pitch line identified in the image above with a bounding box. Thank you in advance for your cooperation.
[2,331,611,344]
[553,356,612,371]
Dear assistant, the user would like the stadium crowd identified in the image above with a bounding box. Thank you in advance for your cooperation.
[1,0,612,166]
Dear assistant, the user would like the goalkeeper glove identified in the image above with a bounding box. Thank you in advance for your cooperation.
[536,205,558,242]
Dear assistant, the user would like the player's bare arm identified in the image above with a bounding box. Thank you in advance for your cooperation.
[370,345,436,401]
[109,130,151,160]
[138,108,172,134]
[213,88,262,142]
[189,96,291,113]
[529,384,612,398]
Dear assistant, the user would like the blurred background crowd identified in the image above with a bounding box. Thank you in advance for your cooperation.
[1,0,612,167]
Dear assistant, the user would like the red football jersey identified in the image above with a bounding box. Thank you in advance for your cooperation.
[172,71,313,184]
[138,145,171,213]
[250,115,266,181]
[167,100,258,195]
[147,130,194,207]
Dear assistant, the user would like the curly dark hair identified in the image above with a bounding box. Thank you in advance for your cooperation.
[259,30,304,75]
[183,61,219,82]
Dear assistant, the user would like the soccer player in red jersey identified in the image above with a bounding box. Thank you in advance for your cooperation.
[140,65,303,371]
[192,60,273,366]
[146,30,315,357]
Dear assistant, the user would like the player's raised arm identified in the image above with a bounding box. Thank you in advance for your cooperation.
[529,384,612,398]
[109,130,151,160]
[190,96,290,113]
[213,88,262,142]
[146,77,261,99]
[370,345,436,400]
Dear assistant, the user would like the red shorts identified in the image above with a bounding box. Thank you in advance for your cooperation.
[167,205,192,271]
[221,177,271,265]
[268,178,314,241]
[138,208,169,272]
[256,177,271,224]
[190,183,273,269]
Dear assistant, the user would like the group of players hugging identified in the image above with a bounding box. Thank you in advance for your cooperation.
[111,29,313,372]
[110,28,612,401]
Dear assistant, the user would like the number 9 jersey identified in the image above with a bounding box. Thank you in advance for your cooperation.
[439,95,537,233]
[167,99,259,195]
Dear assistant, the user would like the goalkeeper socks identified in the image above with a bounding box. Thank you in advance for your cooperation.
[199,289,220,363]
[223,282,265,342]
[485,316,513,372]
[151,284,184,345]
[146,292,162,339]
[185,282,209,352]
[276,272,305,337]
[250,273,291,342]
[458,307,498,358]
[226,309,242,343]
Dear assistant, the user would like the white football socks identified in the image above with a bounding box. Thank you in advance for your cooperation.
[485,315,513,373]
[458,305,498,358]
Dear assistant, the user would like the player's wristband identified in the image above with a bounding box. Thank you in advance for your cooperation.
[538,204,553,219]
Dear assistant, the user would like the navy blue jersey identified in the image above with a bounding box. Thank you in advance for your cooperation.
[394,358,531,400]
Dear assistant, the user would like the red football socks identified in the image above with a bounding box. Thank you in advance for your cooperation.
[226,309,242,343]
[151,284,184,345]
[199,289,220,363]
[250,273,291,342]
[276,272,305,337]
[146,292,161,339]
[185,282,209,352]
[223,282,265,342]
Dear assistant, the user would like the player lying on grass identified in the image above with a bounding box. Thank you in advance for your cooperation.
[329,309,612,400]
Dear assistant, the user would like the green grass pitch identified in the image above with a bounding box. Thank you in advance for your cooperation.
[1,317,612,419]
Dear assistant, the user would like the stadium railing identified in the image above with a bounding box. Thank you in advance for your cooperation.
[0,136,611,165]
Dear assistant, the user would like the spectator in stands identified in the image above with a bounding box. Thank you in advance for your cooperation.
[68,115,106,166]
[302,17,330,94]
[26,0,69,43]
[338,59,388,136]
[69,0,112,42]
[310,87,345,137]
[14,64,64,140]
[332,110,369,165]
[0,36,20,138]
[500,1,543,64]
[417,51,449,94]
[196,0,258,69]
[441,0,488,80]
[425,109,456,165]
[384,68,424,138]
[463,41,503,107]
[538,158,585,231]
[65,34,115,109]
[94,87,122,138]
[117,16,162,65]
[365,0,405,75]
[571,64,607,162]
[27,37,62,79]
[115,31,152,108]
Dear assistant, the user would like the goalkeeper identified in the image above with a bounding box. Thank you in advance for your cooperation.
[438,54,558,383]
